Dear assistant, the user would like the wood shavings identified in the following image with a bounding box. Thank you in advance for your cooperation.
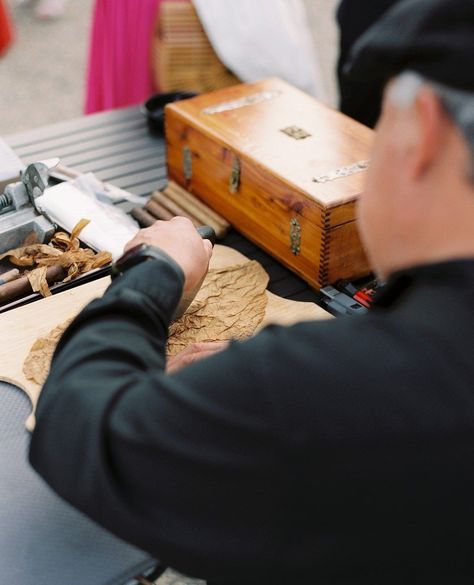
[167,260,269,357]
[23,319,73,386]
[0,219,112,298]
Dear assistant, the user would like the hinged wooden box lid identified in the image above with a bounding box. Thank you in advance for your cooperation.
[165,78,375,288]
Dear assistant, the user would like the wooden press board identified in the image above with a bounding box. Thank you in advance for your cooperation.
[0,245,330,429]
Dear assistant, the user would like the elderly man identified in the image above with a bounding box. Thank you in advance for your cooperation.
[30,0,474,583]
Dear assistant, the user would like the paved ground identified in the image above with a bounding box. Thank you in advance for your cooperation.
[0,0,93,134]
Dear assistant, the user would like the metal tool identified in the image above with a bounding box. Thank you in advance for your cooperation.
[320,285,368,316]
[0,159,59,255]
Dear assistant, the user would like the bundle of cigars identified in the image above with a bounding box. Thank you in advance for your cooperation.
[131,180,230,240]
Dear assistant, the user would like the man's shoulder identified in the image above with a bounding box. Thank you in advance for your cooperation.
[249,289,474,445]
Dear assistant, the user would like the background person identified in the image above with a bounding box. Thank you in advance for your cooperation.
[337,0,401,126]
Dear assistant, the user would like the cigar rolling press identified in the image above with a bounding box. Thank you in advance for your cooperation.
[0,158,59,255]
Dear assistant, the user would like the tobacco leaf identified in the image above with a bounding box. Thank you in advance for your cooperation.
[0,244,61,266]
[51,218,90,252]
[23,319,73,386]
[167,261,269,357]
[0,219,112,298]
[22,260,269,398]
[26,265,51,297]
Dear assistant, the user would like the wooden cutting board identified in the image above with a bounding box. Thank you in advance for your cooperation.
[0,245,330,429]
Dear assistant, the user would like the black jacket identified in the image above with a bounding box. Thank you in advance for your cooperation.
[30,256,474,584]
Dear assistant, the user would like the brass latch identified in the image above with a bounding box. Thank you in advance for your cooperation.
[281,126,311,140]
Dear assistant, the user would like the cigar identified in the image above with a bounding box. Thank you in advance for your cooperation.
[151,190,201,227]
[145,200,175,221]
[164,184,228,239]
[166,181,229,230]
[0,265,66,305]
[131,207,156,228]
[0,268,20,285]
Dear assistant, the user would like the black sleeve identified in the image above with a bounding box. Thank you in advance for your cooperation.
[27,253,404,581]
[28,256,294,580]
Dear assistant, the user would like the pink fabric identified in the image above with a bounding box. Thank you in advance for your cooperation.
[85,0,162,114]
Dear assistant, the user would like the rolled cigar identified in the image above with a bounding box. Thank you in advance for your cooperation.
[0,268,20,285]
[166,181,229,230]
[0,265,66,305]
[164,185,228,239]
[145,200,175,221]
[151,190,201,227]
[131,207,156,228]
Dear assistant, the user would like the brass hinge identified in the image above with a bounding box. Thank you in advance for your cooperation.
[290,218,301,255]
[183,146,192,180]
[229,154,241,194]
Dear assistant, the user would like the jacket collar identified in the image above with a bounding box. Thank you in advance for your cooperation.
[372,258,474,309]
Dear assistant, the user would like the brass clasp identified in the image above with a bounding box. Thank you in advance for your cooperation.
[290,218,301,255]
[229,154,241,194]
[183,146,192,180]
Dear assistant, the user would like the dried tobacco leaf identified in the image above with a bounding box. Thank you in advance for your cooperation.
[23,319,73,386]
[167,261,269,357]
[0,244,61,266]
[23,260,269,400]
[26,266,51,297]
[0,219,111,298]
[51,218,90,252]
[70,218,90,240]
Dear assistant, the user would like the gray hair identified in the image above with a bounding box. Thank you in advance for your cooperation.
[387,71,474,182]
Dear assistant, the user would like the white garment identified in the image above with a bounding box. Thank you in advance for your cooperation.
[192,0,330,103]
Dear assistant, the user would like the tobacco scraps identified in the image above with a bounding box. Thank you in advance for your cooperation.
[23,319,73,387]
[0,219,112,298]
[167,260,269,356]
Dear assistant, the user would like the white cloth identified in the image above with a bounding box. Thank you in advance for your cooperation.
[35,182,139,260]
[192,0,330,103]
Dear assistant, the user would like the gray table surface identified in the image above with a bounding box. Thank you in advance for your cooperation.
[0,380,156,585]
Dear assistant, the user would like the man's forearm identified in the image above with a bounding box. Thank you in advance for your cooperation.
[29,257,184,505]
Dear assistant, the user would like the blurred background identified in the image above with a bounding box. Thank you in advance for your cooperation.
[0,0,339,136]
[0,0,94,133]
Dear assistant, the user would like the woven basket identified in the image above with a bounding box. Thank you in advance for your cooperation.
[153,1,240,93]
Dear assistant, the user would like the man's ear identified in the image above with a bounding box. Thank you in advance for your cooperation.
[409,87,446,180]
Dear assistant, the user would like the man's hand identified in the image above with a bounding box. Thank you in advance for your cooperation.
[124,217,213,293]
[167,341,230,374]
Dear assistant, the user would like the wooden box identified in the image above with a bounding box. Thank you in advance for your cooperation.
[165,78,374,289]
